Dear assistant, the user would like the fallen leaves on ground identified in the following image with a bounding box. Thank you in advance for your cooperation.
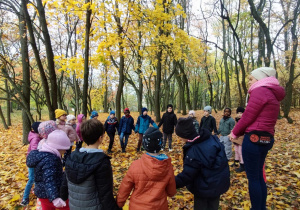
[0,110,299,209]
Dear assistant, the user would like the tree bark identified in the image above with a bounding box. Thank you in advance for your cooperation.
[5,80,11,126]
[0,106,8,129]
[82,0,92,116]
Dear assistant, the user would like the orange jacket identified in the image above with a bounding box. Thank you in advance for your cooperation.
[117,154,176,210]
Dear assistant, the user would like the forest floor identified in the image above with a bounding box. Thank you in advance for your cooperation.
[0,110,299,209]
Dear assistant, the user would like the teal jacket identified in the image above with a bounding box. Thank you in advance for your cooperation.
[135,115,158,134]
[218,117,235,136]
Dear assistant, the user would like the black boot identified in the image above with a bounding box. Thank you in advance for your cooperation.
[231,160,239,167]
[236,163,245,172]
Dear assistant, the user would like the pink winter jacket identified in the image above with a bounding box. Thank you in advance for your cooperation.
[27,131,42,156]
[57,121,79,142]
[232,77,285,137]
[76,114,85,141]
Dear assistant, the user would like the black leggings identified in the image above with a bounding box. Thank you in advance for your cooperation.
[108,133,115,150]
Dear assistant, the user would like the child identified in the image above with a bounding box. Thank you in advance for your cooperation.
[104,110,119,153]
[158,104,177,151]
[27,130,71,209]
[118,108,135,153]
[66,115,76,129]
[218,108,235,160]
[175,118,230,210]
[117,127,176,209]
[62,119,119,209]
[21,122,42,206]
[135,107,158,151]
[188,110,200,134]
[231,107,245,172]
[199,106,218,134]
[75,114,86,149]
[90,110,99,120]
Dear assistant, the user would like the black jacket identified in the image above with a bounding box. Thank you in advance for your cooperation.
[158,111,177,134]
[62,150,119,210]
[175,129,230,198]
[104,117,119,134]
[200,115,218,134]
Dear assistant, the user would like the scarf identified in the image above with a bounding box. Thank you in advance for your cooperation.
[39,142,61,158]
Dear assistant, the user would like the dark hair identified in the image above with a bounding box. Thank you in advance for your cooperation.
[81,119,104,145]
[224,107,232,114]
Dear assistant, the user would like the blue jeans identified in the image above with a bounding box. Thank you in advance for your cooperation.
[242,134,274,210]
[23,167,34,200]
[119,133,129,149]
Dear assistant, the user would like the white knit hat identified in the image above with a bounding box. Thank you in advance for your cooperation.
[66,115,76,123]
[189,110,195,116]
[251,67,276,81]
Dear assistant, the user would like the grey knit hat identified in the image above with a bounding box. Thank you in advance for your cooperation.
[251,67,276,81]
[204,106,212,114]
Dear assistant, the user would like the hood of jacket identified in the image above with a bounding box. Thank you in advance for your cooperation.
[140,154,172,181]
[77,114,85,123]
[65,150,108,184]
[28,131,40,143]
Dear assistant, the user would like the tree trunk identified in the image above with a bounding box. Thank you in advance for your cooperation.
[5,80,11,126]
[36,0,58,111]
[103,66,109,113]
[19,4,31,144]
[154,49,163,121]
[82,0,92,116]
[222,18,231,107]
[0,106,8,129]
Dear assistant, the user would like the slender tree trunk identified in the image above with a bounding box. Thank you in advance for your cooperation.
[222,18,231,107]
[5,80,11,126]
[103,66,109,113]
[82,0,92,116]
[19,4,31,144]
[0,106,8,129]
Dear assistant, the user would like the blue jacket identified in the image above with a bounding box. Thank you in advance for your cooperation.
[26,150,63,202]
[175,129,230,198]
[135,115,158,134]
[118,115,135,135]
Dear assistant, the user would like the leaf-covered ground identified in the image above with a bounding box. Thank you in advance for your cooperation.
[0,110,299,209]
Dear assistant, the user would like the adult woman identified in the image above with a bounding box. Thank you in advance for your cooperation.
[229,67,285,210]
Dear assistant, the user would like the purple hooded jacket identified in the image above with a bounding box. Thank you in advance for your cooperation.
[27,131,42,156]
[76,114,85,141]
[232,77,285,137]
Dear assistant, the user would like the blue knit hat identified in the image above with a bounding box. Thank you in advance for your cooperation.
[31,122,41,134]
[110,110,115,115]
[90,111,98,119]
[142,107,148,113]
[204,106,212,114]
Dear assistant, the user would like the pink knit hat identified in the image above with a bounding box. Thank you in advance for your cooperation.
[46,130,71,151]
[38,120,57,139]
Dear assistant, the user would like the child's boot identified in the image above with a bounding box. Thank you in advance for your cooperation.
[235,163,245,172]
[231,160,239,167]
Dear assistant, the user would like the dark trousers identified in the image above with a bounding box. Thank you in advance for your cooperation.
[163,133,172,149]
[137,133,143,149]
[194,196,220,210]
[108,133,115,150]
[243,134,274,210]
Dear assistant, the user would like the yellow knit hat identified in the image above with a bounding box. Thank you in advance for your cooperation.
[55,109,67,119]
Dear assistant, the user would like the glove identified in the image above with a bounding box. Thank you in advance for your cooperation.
[52,198,66,208]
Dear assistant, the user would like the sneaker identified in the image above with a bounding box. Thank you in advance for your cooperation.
[136,148,140,152]
[169,149,173,152]
[20,199,29,206]
[122,148,126,153]
[231,160,239,167]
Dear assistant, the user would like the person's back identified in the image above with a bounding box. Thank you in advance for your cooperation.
[63,119,119,210]
[117,128,176,210]
[65,149,117,209]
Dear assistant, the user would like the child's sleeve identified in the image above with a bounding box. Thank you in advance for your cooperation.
[31,136,40,151]
[199,118,203,129]
[150,118,159,129]
[118,118,122,134]
[218,120,221,134]
[95,158,120,210]
[174,115,178,127]
[166,162,177,197]
[212,118,218,135]
[158,114,164,127]
[104,120,108,132]
[135,117,140,133]
[43,160,61,202]
[229,118,235,131]
[175,157,201,189]
[60,172,68,201]
[117,166,135,208]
